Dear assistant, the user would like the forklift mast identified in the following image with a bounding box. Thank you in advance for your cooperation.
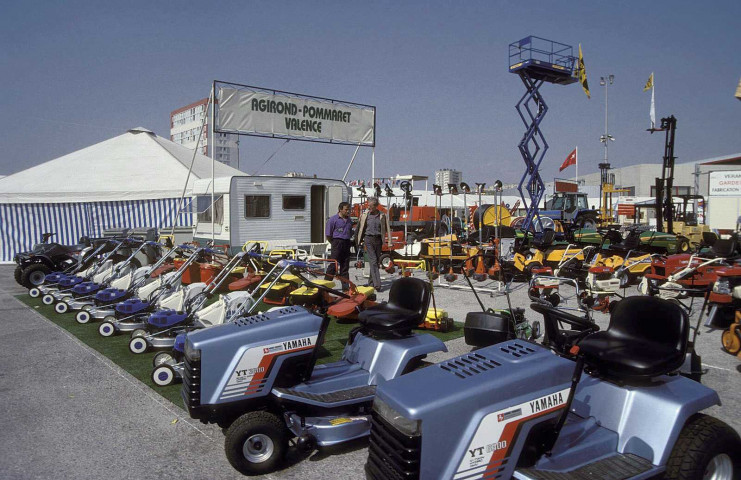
[653,115,677,233]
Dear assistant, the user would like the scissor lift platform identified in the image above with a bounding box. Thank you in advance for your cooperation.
[509,36,577,85]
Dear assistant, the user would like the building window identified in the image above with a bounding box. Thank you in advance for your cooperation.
[196,195,224,224]
[282,195,306,210]
[245,195,270,218]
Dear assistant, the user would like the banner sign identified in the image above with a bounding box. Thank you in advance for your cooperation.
[617,204,636,216]
[214,82,375,146]
[709,171,741,196]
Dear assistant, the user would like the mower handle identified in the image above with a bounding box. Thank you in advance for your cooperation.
[529,302,599,332]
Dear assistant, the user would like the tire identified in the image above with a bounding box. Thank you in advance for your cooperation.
[152,365,177,387]
[379,253,392,269]
[129,336,149,354]
[14,265,23,285]
[131,328,147,339]
[82,304,93,312]
[721,329,741,355]
[75,311,92,324]
[225,411,289,476]
[42,294,55,305]
[665,413,740,480]
[21,264,51,288]
[677,238,690,253]
[99,321,116,337]
[54,302,69,314]
[153,351,174,367]
[28,287,41,298]
[575,214,598,230]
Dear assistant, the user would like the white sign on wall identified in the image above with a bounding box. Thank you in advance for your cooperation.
[709,171,741,196]
[215,84,375,146]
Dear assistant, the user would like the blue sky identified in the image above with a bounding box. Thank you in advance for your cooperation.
[1,0,739,186]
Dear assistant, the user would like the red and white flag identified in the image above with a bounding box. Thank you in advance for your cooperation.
[559,148,577,172]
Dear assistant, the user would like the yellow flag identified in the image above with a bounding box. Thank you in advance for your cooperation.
[578,44,590,99]
[644,73,654,92]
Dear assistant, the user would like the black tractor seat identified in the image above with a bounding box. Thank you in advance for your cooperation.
[577,296,688,380]
[358,277,431,335]
[709,238,737,258]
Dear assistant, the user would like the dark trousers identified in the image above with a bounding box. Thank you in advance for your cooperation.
[364,235,383,289]
[327,238,351,290]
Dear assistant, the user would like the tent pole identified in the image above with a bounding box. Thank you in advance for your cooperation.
[341,143,362,182]
[171,86,213,238]
[211,81,215,245]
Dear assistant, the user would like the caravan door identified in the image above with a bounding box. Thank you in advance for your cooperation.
[311,186,326,243]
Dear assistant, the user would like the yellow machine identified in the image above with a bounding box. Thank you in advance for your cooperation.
[422,307,454,332]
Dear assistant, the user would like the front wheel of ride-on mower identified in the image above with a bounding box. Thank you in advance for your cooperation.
[664,413,740,480]
[225,411,289,476]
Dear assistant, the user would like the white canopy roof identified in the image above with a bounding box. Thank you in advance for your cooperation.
[0,127,242,203]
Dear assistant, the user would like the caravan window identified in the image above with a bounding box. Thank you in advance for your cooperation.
[245,195,271,218]
[282,195,306,210]
[196,195,224,224]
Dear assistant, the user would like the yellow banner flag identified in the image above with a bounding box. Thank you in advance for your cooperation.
[578,44,590,99]
[644,73,654,92]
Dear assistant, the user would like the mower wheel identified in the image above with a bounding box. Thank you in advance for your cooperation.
[152,365,177,387]
[42,294,55,305]
[677,238,690,253]
[54,302,69,314]
[21,264,51,288]
[82,304,93,312]
[129,336,149,354]
[618,272,634,288]
[14,265,23,285]
[99,321,116,337]
[75,311,92,324]
[130,328,147,339]
[28,287,41,298]
[225,411,289,476]
[439,318,450,333]
[152,351,174,368]
[665,413,740,480]
[721,329,741,355]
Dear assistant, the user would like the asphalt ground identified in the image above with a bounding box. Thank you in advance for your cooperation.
[0,264,739,480]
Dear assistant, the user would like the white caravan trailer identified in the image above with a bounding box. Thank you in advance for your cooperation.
[192,176,350,254]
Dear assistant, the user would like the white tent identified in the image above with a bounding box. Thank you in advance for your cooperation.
[0,127,242,262]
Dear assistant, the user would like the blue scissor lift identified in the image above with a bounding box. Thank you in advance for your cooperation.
[509,36,577,234]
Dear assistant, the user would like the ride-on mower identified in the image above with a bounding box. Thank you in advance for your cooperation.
[364,296,740,480]
[180,276,447,476]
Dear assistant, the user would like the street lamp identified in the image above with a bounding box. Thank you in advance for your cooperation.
[599,75,615,164]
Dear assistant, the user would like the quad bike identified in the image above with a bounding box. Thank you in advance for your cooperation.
[27,239,114,298]
[180,276,447,476]
[14,232,96,288]
[364,295,740,480]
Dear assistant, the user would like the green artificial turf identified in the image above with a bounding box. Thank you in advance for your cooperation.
[16,294,464,407]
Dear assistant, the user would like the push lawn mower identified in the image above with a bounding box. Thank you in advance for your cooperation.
[181,276,447,476]
[97,246,210,337]
[364,296,740,480]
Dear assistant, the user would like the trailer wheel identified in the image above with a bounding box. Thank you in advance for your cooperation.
[721,329,741,355]
[22,264,51,288]
[75,311,92,324]
[152,365,177,387]
[665,414,740,480]
[14,265,23,285]
[225,411,288,476]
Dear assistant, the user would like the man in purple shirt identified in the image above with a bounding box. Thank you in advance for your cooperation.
[325,201,353,290]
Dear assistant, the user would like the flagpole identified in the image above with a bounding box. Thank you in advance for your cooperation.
[575,145,578,187]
